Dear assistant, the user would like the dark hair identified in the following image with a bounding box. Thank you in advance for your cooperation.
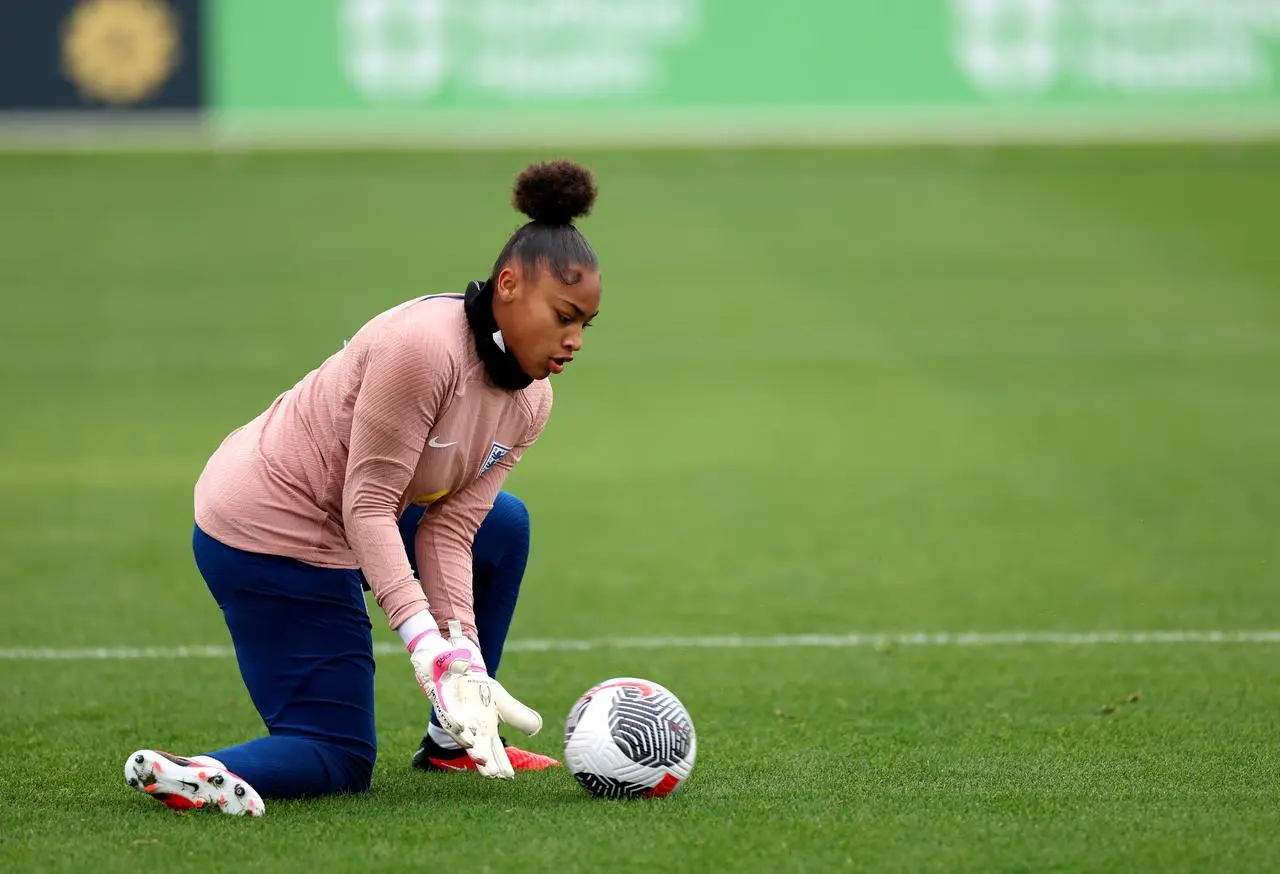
[490,160,599,286]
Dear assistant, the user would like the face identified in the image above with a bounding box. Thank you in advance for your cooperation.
[492,261,601,380]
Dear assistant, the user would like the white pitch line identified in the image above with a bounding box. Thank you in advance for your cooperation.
[1,630,1279,661]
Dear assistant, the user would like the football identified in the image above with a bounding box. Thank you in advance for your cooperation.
[562,677,697,799]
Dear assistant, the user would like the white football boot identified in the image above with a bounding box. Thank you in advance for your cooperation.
[124,749,265,817]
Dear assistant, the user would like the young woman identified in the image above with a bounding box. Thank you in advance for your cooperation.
[123,159,602,816]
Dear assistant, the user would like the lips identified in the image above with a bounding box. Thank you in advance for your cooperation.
[549,356,572,375]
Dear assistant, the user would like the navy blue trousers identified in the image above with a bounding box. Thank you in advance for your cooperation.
[191,492,531,797]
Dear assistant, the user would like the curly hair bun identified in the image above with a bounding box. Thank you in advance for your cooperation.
[512,159,597,226]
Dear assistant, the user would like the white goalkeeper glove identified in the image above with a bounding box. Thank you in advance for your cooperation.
[405,616,479,749]
[449,627,543,780]
[404,617,543,778]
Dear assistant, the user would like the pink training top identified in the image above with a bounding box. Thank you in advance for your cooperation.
[194,293,552,641]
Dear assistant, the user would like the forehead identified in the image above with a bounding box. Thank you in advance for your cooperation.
[532,263,601,306]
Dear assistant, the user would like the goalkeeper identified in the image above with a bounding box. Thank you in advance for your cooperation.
[121,160,602,816]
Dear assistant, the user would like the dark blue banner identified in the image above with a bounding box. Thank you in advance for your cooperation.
[0,0,203,109]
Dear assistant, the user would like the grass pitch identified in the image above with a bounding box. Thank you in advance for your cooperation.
[1,145,1278,873]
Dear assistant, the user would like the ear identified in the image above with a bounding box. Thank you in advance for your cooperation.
[496,266,519,303]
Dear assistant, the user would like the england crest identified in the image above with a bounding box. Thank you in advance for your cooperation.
[478,441,511,478]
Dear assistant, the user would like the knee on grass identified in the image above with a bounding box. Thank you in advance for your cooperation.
[324,748,375,795]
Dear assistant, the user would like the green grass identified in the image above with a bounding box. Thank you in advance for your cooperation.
[1,145,1279,873]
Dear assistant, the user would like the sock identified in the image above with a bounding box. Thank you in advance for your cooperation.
[428,722,462,750]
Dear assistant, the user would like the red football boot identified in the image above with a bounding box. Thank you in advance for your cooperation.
[412,734,561,773]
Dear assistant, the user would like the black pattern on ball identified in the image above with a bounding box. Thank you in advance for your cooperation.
[564,694,592,745]
[608,687,693,767]
[574,772,650,799]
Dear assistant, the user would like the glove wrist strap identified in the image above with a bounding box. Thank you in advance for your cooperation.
[398,611,440,653]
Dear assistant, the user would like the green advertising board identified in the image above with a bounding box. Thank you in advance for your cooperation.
[210,0,1280,143]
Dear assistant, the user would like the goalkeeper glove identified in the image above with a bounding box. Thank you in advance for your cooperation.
[405,616,543,778]
[451,632,543,779]
[405,616,478,749]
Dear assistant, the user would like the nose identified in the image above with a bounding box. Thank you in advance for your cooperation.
[564,326,583,352]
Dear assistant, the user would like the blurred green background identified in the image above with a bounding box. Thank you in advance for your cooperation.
[2,147,1278,645]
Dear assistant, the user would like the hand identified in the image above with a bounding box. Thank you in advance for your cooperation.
[455,669,544,779]
[408,627,479,749]
[439,621,543,779]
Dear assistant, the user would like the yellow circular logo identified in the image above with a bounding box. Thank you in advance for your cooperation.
[61,0,181,106]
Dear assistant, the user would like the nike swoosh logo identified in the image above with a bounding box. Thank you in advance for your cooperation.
[428,436,458,448]
[179,779,200,793]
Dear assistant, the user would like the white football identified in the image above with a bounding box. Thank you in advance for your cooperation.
[563,677,697,798]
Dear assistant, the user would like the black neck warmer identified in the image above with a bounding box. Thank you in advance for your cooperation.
[462,279,533,391]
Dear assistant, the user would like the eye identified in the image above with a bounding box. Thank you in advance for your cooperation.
[557,312,573,325]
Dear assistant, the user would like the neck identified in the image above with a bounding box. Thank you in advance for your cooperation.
[463,279,533,391]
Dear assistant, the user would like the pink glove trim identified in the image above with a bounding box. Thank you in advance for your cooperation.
[406,629,438,654]
[431,648,471,682]
[430,646,473,704]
